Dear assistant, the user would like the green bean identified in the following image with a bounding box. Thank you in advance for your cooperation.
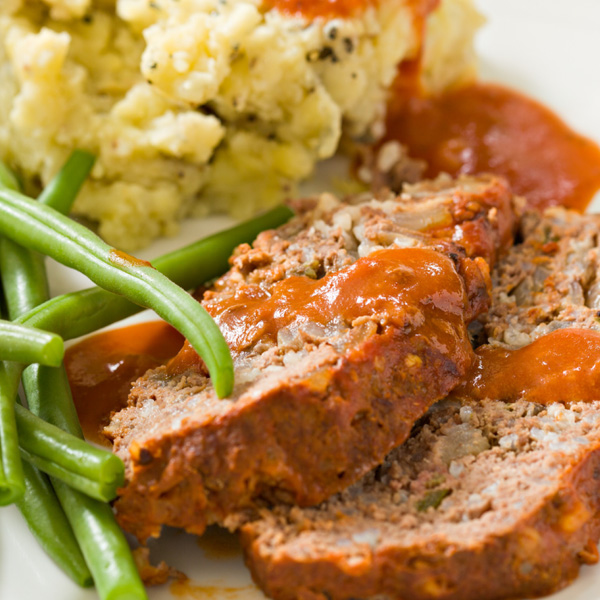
[0,151,87,499]
[24,364,147,600]
[0,240,49,320]
[0,164,26,504]
[0,149,89,502]
[0,157,146,599]
[0,138,84,518]
[19,450,118,504]
[0,188,233,398]
[15,403,124,502]
[0,360,24,504]
[55,480,145,600]
[0,320,63,366]
[23,365,82,438]
[17,458,92,587]
[37,150,95,212]
[18,204,295,340]
[0,150,94,318]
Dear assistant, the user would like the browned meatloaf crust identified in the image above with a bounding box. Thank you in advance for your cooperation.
[240,207,600,600]
[241,398,600,600]
[105,174,517,541]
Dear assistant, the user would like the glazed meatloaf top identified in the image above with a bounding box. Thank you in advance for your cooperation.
[240,207,600,600]
[105,174,517,541]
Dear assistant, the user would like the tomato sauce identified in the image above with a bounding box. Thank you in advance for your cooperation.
[65,321,184,445]
[167,247,473,374]
[385,82,600,212]
[68,248,477,435]
[212,247,468,350]
[455,329,600,405]
[263,0,375,19]
[262,0,438,22]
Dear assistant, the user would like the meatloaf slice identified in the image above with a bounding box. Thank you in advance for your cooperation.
[241,398,600,600]
[105,174,517,541]
[484,206,600,347]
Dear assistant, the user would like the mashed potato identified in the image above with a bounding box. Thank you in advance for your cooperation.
[0,0,482,248]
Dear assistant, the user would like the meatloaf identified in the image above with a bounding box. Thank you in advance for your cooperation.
[484,206,600,347]
[105,174,517,541]
[241,398,600,600]
[240,207,600,600]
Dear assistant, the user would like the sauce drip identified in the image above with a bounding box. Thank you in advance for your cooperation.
[385,83,600,212]
[167,247,472,373]
[109,249,153,269]
[65,321,184,445]
[455,329,600,405]
[262,0,438,21]
[263,0,375,19]
[170,581,256,600]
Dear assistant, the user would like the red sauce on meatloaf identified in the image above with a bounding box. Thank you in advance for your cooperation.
[167,246,473,373]
[385,83,600,211]
[68,247,476,440]
[455,329,600,404]
[65,321,184,445]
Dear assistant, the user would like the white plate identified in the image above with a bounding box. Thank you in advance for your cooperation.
[2,1,600,599]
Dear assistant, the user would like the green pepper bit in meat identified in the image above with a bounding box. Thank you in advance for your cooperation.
[416,489,452,512]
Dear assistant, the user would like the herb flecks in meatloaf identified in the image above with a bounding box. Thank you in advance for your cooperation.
[105,174,518,542]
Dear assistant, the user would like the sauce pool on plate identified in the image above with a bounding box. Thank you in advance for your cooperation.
[385,82,600,211]
[65,321,184,445]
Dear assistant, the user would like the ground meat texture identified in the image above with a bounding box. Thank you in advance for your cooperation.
[105,174,518,542]
[484,207,600,347]
[353,140,428,192]
[240,207,600,600]
[241,399,600,600]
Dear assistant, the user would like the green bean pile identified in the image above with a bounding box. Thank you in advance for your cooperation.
[0,152,294,599]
